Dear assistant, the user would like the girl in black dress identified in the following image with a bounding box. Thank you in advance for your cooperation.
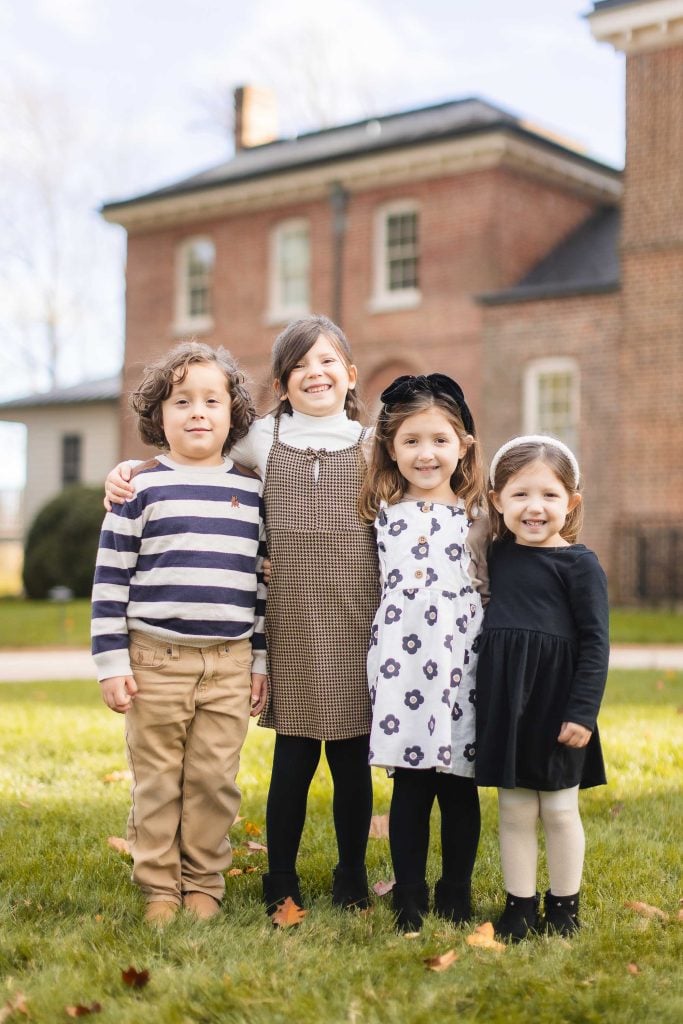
[475,435,609,940]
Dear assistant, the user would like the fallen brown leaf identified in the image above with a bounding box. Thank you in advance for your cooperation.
[424,949,458,971]
[626,963,640,975]
[624,900,669,921]
[227,868,243,877]
[121,966,150,989]
[0,993,29,1022]
[245,840,267,852]
[102,770,132,783]
[466,922,506,952]
[369,814,389,839]
[233,814,244,824]
[609,802,625,817]
[271,896,306,928]
[244,866,259,874]
[244,821,262,836]
[372,879,395,897]
[106,836,131,856]
[65,1003,102,1017]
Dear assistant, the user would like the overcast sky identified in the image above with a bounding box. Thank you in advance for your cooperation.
[0,0,624,487]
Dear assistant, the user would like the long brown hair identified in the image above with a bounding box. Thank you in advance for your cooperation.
[489,441,584,543]
[359,391,486,522]
[270,314,362,421]
[130,341,255,453]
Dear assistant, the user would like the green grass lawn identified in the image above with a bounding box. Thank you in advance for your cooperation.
[0,670,681,1023]
[1,598,682,649]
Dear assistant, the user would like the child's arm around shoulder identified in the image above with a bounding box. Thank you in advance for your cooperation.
[466,507,491,605]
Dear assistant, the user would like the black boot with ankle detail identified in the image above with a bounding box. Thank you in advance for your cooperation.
[433,879,472,925]
[494,892,540,942]
[544,890,580,936]
[262,872,303,915]
[392,881,429,933]
[331,864,370,910]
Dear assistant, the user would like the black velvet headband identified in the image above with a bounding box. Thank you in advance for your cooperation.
[380,374,475,435]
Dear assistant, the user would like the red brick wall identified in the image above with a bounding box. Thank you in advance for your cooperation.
[120,164,600,456]
[481,291,622,577]
[613,44,683,600]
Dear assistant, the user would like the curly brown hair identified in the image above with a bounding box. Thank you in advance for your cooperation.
[130,341,255,454]
[270,314,362,421]
[359,391,487,523]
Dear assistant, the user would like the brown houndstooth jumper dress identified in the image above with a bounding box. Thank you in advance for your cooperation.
[259,418,380,740]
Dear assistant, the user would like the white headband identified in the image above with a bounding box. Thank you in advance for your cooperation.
[489,435,580,488]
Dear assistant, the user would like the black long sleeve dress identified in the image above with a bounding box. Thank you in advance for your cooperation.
[475,538,610,791]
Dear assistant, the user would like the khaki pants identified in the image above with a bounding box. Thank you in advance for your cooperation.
[125,630,252,905]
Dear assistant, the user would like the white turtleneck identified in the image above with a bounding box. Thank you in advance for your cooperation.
[230,410,367,477]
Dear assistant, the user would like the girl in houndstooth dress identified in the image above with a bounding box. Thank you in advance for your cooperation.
[359,374,489,933]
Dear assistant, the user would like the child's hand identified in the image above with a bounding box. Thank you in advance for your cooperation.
[104,462,135,511]
[100,675,138,713]
[250,674,268,716]
[261,558,272,585]
[558,721,591,748]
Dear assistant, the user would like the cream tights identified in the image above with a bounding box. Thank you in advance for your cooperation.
[497,786,585,897]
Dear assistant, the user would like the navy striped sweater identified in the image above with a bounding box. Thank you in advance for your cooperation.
[91,456,267,681]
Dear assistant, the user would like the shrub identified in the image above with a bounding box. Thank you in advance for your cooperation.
[23,486,105,599]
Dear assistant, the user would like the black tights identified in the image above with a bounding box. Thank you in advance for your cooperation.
[389,768,480,886]
[265,733,372,875]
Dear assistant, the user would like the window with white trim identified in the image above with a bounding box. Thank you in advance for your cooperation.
[371,202,421,312]
[268,219,310,322]
[175,237,214,332]
[523,357,580,454]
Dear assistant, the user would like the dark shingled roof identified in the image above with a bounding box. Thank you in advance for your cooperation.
[102,97,618,212]
[0,375,121,411]
[479,206,621,305]
[591,0,653,10]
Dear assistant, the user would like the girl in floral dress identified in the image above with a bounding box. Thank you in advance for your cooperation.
[359,374,489,932]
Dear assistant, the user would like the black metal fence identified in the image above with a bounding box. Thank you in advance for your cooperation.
[615,523,683,606]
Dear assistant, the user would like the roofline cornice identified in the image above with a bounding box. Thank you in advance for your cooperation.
[102,129,621,233]
[588,0,683,53]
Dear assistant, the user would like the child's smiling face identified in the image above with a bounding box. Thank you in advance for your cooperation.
[278,334,357,417]
[389,407,468,505]
[491,459,581,547]
[161,361,231,466]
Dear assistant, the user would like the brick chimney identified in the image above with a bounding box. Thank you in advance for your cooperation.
[234,85,278,151]
[589,0,683,594]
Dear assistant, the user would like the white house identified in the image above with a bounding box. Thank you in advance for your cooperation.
[0,376,121,537]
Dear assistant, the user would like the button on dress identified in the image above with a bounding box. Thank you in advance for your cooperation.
[368,500,484,777]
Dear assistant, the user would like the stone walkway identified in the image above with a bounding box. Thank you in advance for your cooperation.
[1,645,683,682]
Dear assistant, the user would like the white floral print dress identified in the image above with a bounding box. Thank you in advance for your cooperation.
[368,499,486,778]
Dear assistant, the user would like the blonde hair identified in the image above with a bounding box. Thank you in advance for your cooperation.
[359,391,486,522]
[488,440,583,543]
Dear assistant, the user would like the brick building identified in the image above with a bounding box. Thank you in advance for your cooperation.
[103,0,683,603]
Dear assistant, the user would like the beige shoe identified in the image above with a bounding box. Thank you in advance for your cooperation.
[184,892,221,920]
[144,900,178,925]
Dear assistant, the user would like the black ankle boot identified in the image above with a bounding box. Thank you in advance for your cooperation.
[494,892,540,942]
[392,881,429,933]
[433,879,472,925]
[544,890,580,936]
[262,872,303,915]
[331,864,370,910]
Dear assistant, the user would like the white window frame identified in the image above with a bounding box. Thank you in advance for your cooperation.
[174,236,215,334]
[369,201,421,313]
[523,357,580,454]
[267,218,311,324]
